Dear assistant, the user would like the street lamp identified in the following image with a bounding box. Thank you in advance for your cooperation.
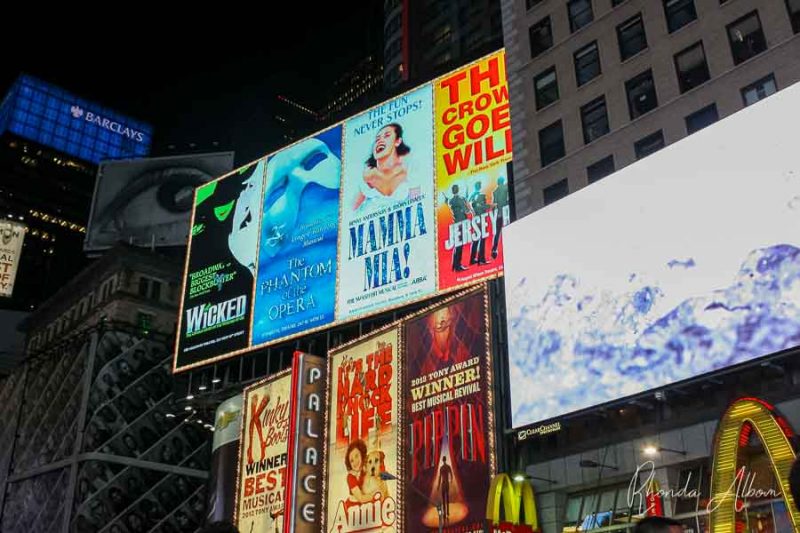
[380,471,444,533]
[514,473,558,484]
[643,446,687,457]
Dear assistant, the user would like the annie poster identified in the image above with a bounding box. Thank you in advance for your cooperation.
[404,289,495,532]
[252,126,342,346]
[323,328,401,533]
[236,373,292,533]
[336,85,437,320]
[435,51,512,290]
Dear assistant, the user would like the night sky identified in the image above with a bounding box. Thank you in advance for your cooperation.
[1,4,383,164]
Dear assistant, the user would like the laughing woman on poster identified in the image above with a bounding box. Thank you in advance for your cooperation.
[353,123,415,211]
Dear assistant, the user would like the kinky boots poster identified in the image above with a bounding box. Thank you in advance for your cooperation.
[404,288,496,532]
[235,371,292,533]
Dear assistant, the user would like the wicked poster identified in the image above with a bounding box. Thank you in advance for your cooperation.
[175,160,266,369]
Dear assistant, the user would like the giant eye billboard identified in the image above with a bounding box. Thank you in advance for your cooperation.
[505,81,800,430]
[174,50,511,372]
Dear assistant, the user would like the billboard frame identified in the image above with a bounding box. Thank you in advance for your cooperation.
[172,49,509,373]
[320,321,406,533]
[232,366,293,529]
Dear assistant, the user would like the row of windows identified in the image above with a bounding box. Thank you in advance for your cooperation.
[530,0,799,42]
[532,7,774,108]
[538,60,775,170]
[10,124,122,164]
[11,105,136,146]
[539,73,777,206]
[18,80,150,133]
[29,275,120,350]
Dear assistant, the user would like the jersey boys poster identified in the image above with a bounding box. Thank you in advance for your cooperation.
[176,160,266,368]
[236,372,292,533]
[404,289,495,532]
[252,126,342,346]
[435,51,511,290]
[323,328,401,533]
[337,84,436,320]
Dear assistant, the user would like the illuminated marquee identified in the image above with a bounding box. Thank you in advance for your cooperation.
[709,397,799,533]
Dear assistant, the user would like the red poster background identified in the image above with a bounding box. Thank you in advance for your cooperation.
[404,290,493,532]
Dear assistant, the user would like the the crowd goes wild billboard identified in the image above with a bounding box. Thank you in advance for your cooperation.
[174,50,511,372]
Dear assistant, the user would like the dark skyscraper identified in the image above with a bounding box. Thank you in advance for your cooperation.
[384,0,504,90]
[0,75,153,311]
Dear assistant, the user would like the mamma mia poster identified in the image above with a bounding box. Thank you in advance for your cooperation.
[336,85,437,320]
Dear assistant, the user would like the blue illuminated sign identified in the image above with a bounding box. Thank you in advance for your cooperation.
[0,75,153,164]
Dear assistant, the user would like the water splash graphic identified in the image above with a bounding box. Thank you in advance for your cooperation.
[509,245,800,425]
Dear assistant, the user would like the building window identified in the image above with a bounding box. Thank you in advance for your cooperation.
[151,281,162,302]
[625,69,658,120]
[581,96,610,144]
[674,41,710,93]
[663,0,697,33]
[385,38,402,63]
[385,14,402,35]
[788,0,800,33]
[544,179,569,205]
[527,0,543,9]
[529,17,553,58]
[612,0,626,7]
[138,277,148,297]
[727,11,767,65]
[534,67,559,109]
[574,42,601,86]
[539,120,566,167]
[685,103,719,134]
[634,130,665,159]
[617,14,648,61]
[138,276,163,301]
[568,0,594,32]
[741,74,777,106]
[587,156,615,183]
[137,312,155,335]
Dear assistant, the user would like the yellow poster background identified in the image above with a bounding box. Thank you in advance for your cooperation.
[236,373,293,533]
[324,327,401,533]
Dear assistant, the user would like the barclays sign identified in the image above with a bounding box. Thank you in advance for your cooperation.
[70,104,146,143]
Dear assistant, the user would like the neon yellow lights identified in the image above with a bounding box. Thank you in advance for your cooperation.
[709,398,798,533]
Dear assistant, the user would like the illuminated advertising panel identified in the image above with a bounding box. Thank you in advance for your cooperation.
[86,152,234,251]
[0,221,26,298]
[322,327,401,533]
[435,51,511,290]
[284,352,327,533]
[404,288,496,532]
[176,160,265,366]
[0,75,152,164]
[337,84,437,319]
[207,393,243,523]
[252,127,342,345]
[235,371,292,532]
[505,81,800,429]
[174,50,510,372]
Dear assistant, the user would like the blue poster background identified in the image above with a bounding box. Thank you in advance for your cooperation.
[251,126,342,345]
